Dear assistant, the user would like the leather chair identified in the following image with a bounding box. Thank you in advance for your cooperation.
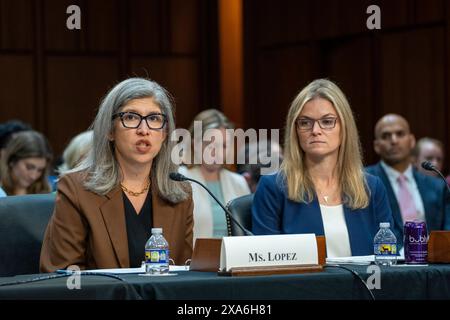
[0,193,55,276]
[225,194,254,236]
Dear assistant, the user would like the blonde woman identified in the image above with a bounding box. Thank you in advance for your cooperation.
[58,130,93,174]
[252,79,393,257]
[180,109,250,242]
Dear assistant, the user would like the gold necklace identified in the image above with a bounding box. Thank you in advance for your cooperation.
[120,179,150,197]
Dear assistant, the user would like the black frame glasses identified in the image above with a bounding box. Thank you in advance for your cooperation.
[296,117,338,131]
[112,111,167,130]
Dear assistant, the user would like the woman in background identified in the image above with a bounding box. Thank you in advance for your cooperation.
[180,109,250,242]
[58,130,93,174]
[0,130,53,195]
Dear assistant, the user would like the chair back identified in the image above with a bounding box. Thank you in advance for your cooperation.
[225,194,254,236]
[0,193,55,276]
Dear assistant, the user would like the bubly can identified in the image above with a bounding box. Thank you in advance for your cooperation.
[404,221,428,264]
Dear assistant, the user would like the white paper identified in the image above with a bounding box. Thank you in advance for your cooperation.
[326,255,375,265]
[220,234,318,272]
[59,265,189,275]
[326,253,406,265]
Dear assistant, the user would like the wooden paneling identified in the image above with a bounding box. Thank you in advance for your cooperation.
[378,0,412,29]
[85,0,119,52]
[256,0,311,47]
[253,46,319,131]
[219,0,243,127]
[0,0,212,158]
[129,0,162,53]
[46,57,119,154]
[131,57,201,128]
[0,0,33,50]
[169,0,199,54]
[326,37,375,163]
[380,27,445,142]
[414,0,444,24]
[44,0,83,51]
[312,0,373,39]
[244,0,450,168]
[0,55,34,124]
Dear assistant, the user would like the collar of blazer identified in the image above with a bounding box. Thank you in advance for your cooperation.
[100,184,129,268]
[99,181,176,268]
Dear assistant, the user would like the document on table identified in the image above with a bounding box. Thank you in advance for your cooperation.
[326,255,375,265]
[57,265,189,274]
[326,251,405,265]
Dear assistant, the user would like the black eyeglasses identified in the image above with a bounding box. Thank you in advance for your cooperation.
[296,117,338,131]
[112,111,167,130]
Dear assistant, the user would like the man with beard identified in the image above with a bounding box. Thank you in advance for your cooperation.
[366,114,449,246]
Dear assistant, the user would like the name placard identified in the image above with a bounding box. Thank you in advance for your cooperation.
[219,234,318,272]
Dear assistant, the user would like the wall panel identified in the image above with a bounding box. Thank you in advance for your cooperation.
[0,55,35,124]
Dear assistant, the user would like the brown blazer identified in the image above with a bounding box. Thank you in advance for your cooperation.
[40,172,193,272]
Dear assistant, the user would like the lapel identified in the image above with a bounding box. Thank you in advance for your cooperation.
[342,205,358,255]
[375,163,404,232]
[100,185,129,268]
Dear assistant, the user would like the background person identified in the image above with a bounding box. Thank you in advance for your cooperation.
[236,139,283,193]
[366,114,450,241]
[0,130,53,196]
[412,137,445,177]
[180,109,250,241]
[58,130,93,174]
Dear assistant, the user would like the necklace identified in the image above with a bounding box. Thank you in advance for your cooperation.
[317,187,339,204]
[120,179,150,197]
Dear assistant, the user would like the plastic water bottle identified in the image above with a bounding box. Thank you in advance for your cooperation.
[373,222,397,266]
[145,228,169,274]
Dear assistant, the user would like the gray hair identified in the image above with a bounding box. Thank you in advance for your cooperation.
[68,77,190,203]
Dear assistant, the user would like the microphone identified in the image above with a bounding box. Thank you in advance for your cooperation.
[169,172,254,236]
[421,161,450,193]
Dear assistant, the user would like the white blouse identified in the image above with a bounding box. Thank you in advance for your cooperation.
[319,204,352,257]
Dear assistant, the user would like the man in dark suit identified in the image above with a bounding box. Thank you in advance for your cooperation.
[366,114,449,246]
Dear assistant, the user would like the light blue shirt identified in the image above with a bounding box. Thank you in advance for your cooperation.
[205,181,228,237]
[0,187,6,198]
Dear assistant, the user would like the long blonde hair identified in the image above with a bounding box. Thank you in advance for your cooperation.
[280,79,369,209]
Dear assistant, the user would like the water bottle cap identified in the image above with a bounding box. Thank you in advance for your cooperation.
[151,228,163,234]
[380,222,390,228]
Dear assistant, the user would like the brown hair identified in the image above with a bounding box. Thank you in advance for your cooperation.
[0,130,53,195]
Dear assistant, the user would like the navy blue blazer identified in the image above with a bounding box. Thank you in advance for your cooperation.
[252,172,394,256]
[366,162,450,243]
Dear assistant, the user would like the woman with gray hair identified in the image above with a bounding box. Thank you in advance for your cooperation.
[40,78,193,272]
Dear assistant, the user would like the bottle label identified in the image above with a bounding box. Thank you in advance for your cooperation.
[145,249,169,264]
[374,243,397,256]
